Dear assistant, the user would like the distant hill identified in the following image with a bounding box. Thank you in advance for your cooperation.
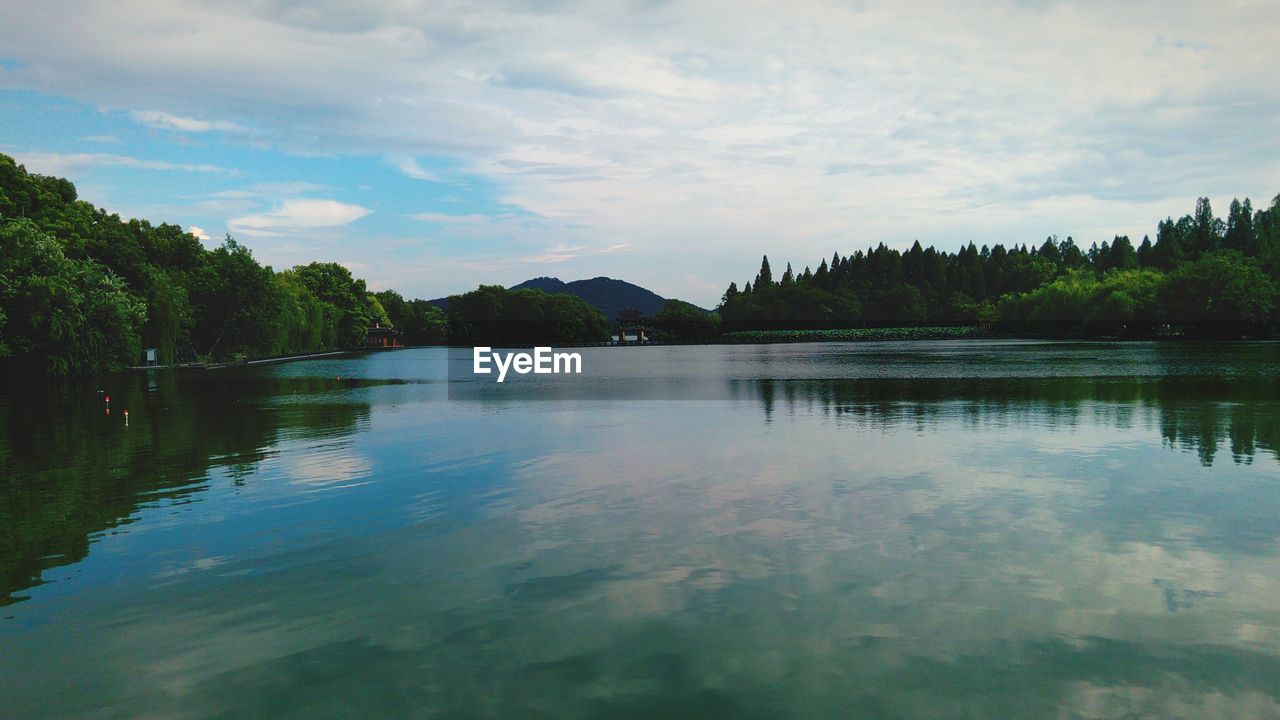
[516,276,670,322]
[431,276,704,321]
[509,276,571,294]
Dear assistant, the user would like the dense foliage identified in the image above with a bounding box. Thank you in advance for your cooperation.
[0,154,391,374]
[446,285,611,346]
[0,219,146,375]
[374,290,448,346]
[650,299,722,341]
[0,154,632,374]
[721,195,1280,337]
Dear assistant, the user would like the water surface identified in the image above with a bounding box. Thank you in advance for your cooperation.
[2,341,1279,718]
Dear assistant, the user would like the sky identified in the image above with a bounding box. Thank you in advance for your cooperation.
[1,0,1277,307]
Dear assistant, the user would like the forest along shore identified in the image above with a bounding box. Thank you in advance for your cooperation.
[3,151,1278,379]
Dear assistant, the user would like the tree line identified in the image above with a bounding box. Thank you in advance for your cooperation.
[720,195,1280,336]
[0,154,618,375]
[5,149,1278,376]
[0,153,403,374]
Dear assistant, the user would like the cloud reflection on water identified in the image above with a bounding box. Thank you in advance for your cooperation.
[3,345,1280,718]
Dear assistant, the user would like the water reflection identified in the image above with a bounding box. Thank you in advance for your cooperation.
[4,345,1280,719]
[0,371,377,605]
[746,376,1280,465]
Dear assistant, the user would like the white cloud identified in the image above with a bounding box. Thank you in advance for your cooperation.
[408,211,490,224]
[131,110,245,133]
[10,151,231,176]
[276,444,372,487]
[522,250,577,264]
[390,156,439,181]
[481,241,633,266]
[518,242,587,263]
[186,225,209,241]
[228,199,372,236]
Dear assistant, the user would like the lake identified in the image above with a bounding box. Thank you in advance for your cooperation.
[2,341,1279,718]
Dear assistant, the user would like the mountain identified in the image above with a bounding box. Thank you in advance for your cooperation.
[431,276,702,321]
[515,276,668,322]
[508,276,570,294]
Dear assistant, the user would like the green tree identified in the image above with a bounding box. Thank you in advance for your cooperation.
[190,237,283,358]
[401,301,448,345]
[374,290,408,327]
[1190,197,1223,256]
[755,255,773,287]
[1224,198,1257,254]
[447,285,609,345]
[139,267,190,364]
[720,282,740,306]
[274,272,328,353]
[291,262,376,348]
[866,285,927,325]
[1159,251,1275,332]
[1258,195,1280,282]
[0,219,145,374]
[651,299,721,340]
[1108,236,1138,271]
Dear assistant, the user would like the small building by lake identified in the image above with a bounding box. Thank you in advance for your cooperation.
[365,322,403,349]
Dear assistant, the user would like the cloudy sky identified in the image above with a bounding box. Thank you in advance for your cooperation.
[1,0,1277,306]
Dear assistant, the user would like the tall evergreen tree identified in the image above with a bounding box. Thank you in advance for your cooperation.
[1039,237,1062,266]
[1109,235,1138,271]
[1225,198,1257,254]
[813,258,829,289]
[755,255,773,287]
[1152,217,1185,269]
[1191,197,1222,255]
[1137,235,1154,267]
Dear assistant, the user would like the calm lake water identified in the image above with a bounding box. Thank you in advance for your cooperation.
[2,341,1279,719]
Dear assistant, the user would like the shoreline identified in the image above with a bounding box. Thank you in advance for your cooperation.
[117,331,1280,372]
[439,332,1277,350]
[129,349,353,371]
